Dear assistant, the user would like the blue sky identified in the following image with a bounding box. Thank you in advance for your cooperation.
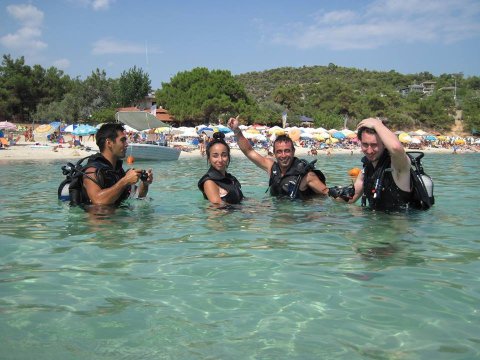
[1,0,479,89]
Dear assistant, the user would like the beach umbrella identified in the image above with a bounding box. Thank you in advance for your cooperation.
[332,131,346,140]
[33,124,55,143]
[181,128,199,137]
[268,126,286,135]
[245,127,260,134]
[300,132,314,139]
[197,126,213,134]
[215,125,232,133]
[312,127,328,134]
[242,131,256,139]
[196,124,209,132]
[0,121,17,131]
[341,129,355,136]
[326,138,339,144]
[224,132,236,138]
[347,132,357,139]
[454,138,466,145]
[34,124,55,135]
[72,124,97,136]
[413,129,428,136]
[288,127,301,141]
[267,126,282,133]
[398,132,412,143]
[425,135,437,141]
[314,132,330,141]
[154,126,170,133]
[49,121,62,130]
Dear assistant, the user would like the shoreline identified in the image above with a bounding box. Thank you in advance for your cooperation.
[0,140,470,163]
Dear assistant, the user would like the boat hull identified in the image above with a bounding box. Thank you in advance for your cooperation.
[127,143,181,161]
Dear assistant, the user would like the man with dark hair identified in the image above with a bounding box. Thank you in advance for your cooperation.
[81,123,153,206]
[347,118,412,210]
[227,117,328,199]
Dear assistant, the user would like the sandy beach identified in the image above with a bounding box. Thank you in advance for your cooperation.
[0,139,463,163]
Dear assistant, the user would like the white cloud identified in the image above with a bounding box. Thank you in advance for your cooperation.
[92,38,145,55]
[91,0,114,11]
[92,38,161,55]
[314,10,357,25]
[72,0,115,11]
[0,4,47,54]
[5,3,44,27]
[271,0,480,50]
[53,58,71,70]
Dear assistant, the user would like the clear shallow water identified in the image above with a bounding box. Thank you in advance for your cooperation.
[0,153,479,359]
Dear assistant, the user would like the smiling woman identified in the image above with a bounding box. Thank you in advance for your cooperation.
[197,132,244,205]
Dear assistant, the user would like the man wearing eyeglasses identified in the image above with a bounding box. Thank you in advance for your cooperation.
[349,118,412,210]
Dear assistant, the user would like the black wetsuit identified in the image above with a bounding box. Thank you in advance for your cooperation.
[269,157,326,199]
[361,151,412,211]
[198,166,244,204]
[69,153,130,206]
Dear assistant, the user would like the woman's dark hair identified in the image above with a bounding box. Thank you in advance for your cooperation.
[206,132,230,166]
[96,123,126,152]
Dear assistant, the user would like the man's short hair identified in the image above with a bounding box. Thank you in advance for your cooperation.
[273,134,295,152]
[357,126,377,141]
[96,123,125,152]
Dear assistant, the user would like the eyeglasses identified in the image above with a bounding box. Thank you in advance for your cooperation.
[361,143,378,150]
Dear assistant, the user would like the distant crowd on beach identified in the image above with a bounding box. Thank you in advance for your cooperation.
[1,123,479,156]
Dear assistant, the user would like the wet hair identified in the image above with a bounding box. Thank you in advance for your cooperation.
[96,123,126,152]
[273,134,295,153]
[206,132,230,166]
[357,126,377,141]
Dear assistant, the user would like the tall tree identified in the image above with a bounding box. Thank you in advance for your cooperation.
[117,66,151,107]
[0,55,34,121]
[156,67,256,124]
[76,68,116,119]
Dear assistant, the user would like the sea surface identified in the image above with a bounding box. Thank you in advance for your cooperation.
[0,152,479,359]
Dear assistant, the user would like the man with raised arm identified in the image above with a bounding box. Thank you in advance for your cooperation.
[227,117,328,199]
[331,118,412,210]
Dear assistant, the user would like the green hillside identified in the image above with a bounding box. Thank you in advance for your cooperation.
[235,64,480,133]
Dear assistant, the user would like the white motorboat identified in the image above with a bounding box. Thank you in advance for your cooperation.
[115,111,181,161]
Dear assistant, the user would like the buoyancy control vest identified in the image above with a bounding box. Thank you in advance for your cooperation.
[198,166,244,204]
[58,153,130,206]
[361,151,412,211]
[268,157,326,199]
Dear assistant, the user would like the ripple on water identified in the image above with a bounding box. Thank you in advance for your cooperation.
[0,154,479,359]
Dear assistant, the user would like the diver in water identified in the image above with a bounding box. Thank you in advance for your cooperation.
[61,123,153,206]
[227,117,328,199]
[339,118,413,211]
[198,132,243,205]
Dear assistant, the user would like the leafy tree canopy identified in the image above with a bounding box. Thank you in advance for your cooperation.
[155,67,256,125]
[117,66,151,107]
